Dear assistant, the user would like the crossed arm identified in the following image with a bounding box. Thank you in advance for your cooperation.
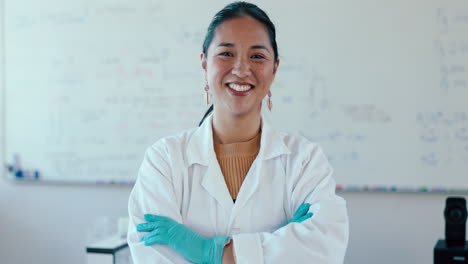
[136,204,313,264]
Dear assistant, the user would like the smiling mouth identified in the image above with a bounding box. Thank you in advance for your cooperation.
[227,83,254,92]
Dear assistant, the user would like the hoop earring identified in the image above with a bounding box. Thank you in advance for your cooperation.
[267,91,273,111]
[204,84,210,105]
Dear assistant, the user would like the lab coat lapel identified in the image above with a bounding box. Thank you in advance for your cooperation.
[202,156,234,212]
[233,119,291,213]
[232,156,261,213]
[187,115,234,212]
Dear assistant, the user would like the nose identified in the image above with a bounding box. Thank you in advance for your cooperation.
[231,57,251,78]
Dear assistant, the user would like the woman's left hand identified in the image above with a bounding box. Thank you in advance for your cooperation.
[289,203,313,224]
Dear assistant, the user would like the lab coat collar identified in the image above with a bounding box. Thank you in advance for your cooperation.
[186,114,291,166]
[186,114,291,213]
[259,118,292,160]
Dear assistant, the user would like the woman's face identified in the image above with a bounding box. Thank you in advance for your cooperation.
[201,16,279,118]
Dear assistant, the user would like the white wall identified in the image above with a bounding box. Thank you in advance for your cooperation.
[0,3,464,264]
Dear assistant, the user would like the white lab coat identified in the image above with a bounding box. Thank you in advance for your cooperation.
[128,115,349,263]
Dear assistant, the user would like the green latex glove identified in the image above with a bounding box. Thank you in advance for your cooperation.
[137,214,229,264]
[289,203,313,224]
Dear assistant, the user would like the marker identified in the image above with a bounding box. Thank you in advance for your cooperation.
[419,187,429,192]
[15,170,24,178]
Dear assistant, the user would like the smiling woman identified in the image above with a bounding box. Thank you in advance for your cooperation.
[202,16,279,130]
[127,2,349,264]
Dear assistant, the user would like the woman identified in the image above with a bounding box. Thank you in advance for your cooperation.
[128,2,349,263]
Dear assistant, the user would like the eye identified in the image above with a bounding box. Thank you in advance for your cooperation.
[251,54,265,59]
[219,51,233,57]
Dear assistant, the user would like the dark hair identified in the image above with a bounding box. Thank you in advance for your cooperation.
[198,1,279,126]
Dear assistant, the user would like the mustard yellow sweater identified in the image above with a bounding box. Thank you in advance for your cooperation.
[214,133,261,200]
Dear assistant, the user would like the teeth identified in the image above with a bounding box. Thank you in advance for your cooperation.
[228,83,252,92]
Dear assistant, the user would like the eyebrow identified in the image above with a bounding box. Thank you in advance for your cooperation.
[217,43,271,53]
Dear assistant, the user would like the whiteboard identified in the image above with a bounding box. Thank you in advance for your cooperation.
[3,0,468,191]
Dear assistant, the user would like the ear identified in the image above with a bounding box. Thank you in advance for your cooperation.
[201,52,207,72]
[273,58,280,74]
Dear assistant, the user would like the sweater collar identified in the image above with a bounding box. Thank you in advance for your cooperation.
[186,115,291,166]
